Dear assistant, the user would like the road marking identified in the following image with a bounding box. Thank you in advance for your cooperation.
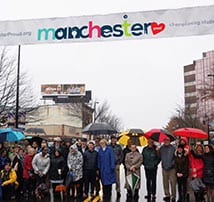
[83,195,100,202]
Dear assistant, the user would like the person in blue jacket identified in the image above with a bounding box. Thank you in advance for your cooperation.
[98,138,116,201]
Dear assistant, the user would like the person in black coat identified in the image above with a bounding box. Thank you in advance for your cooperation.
[83,141,98,198]
[174,144,189,202]
[202,145,214,202]
[49,148,65,192]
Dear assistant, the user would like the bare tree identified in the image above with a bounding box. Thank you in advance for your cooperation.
[94,101,123,132]
[165,105,207,133]
[0,48,38,123]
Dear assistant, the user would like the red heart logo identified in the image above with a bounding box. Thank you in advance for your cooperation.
[151,22,165,35]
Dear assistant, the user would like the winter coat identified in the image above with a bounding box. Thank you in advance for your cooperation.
[125,151,143,190]
[98,146,116,185]
[1,168,19,188]
[202,152,214,185]
[142,145,160,170]
[32,152,50,175]
[83,149,98,171]
[67,144,83,182]
[159,144,175,170]
[174,151,189,178]
[189,150,204,179]
[122,146,131,169]
[110,143,123,165]
[49,154,65,181]
[23,153,34,179]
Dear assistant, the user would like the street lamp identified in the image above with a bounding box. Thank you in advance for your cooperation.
[15,45,21,129]
[206,73,214,143]
[93,101,99,122]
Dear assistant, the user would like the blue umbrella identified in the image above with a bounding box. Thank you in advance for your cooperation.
[0,128,25,142]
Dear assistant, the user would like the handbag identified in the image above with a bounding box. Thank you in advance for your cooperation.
[65,171,73,188]
[190,178,206,192]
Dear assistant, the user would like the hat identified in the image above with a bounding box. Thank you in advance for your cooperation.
[53,137,62,142]
[81,137,87,142]
[177,144,184,149]
[110,135,117,139]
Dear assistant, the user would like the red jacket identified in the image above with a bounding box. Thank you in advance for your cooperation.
[189,152,204,178]
[23,154,33,179]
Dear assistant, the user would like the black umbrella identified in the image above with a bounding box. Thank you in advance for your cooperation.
[82,122,117,135]
[26,136,46,147]
[25,128,46,134]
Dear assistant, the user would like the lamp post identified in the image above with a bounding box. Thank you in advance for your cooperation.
[93,101,99,122]
[207,73,214,144]
[15,45,21,129]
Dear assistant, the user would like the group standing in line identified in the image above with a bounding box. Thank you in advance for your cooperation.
[0,135,213,202]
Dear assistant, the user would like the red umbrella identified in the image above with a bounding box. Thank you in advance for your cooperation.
[144,128,175,143]
[173,127,208,139]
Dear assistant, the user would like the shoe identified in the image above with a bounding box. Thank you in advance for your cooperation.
[152,195,156,199]
[171,197,176,202]
[83,193,88,199]
[145,195,151,199]
[163,196,170,201]
[117,192,121,198]
[96,191,100,196]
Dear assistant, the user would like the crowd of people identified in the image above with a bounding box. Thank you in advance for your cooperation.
[0,135,213,202]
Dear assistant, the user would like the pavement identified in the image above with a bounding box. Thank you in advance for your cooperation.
[15,164,195,202]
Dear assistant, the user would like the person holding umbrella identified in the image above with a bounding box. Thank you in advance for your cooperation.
[159,136,176,202]
[142,138,160,200]
[125,143,143,202]
[189,144,205,202]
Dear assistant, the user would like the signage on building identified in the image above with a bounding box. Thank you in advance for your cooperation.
[41,84,86,97]
[0,5,214,46]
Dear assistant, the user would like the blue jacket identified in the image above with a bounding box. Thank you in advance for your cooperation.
[98,146,116,185]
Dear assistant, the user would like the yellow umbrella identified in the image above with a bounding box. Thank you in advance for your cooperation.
[118,128,148,146]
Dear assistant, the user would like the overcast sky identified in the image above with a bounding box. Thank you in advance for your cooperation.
[1,0,214,131]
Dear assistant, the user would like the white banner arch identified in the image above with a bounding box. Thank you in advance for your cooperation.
[0,5,214,46]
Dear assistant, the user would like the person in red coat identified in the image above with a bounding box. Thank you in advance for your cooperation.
[189,144,205,202]
[22,147,36,199]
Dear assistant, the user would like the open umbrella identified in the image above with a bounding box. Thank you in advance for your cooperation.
[144,128,175,143]
[173,127,208,139]
[82,122,117,135]
[118,129,148,146]
[26,136,46,147]
[0,128,25,142]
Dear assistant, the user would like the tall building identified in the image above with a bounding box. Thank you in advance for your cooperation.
[184,50,214,128]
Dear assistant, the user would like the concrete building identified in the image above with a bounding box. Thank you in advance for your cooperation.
[26,103,93,138]
[184,50,214,130]
[25,87,93,139]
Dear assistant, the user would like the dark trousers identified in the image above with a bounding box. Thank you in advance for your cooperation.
[84,169,96,195]
[23,178,36,196]
[126,189,139,202]
[145,168,157,196]
[95,173,100,194]
[2,183,15,200]
[103,184,112,200]
[177,176,187,201]
[69,179,83,198]
[194,191,205,202]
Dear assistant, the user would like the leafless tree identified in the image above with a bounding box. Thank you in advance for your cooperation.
[165,105,207,133]
[94,101,123,132]
[0,48,38,123]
